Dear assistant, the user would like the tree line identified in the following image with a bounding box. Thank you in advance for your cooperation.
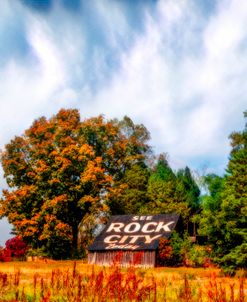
[0,109,246,274]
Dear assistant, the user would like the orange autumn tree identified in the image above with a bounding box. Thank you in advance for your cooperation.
[0,109,151,259]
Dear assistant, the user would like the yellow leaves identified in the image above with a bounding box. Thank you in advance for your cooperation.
[26,116,48,137]
[51,150,59,157]
[16,185,35,197]
[23,227,38,237]
[33,213,41,222]
[61,144,78,156]
[55,108,80,128]
[13,218,39,237]
[50,154,72,172]
[44,214,56,224]
[48,178,60,185]
[8,212,21,222]
[80,158,105,183]
[17,219,37,227]
[102,203,109,213]
[106,148,115,158]
[35,159,49,174]
[78,144,95,159]
[41,195,68,214]
[50,195,68,207]
[108,183,128,198]
[40,215,72,240]
[80,195,99,204]
[2,185,35,209]
[58,157,72,172]
[55,222,72,239]
[105,174,113,185]
[27,171,36,178]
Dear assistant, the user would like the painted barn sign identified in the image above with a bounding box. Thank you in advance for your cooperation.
[88,214,180,267]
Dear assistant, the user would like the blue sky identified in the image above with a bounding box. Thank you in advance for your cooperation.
[0,0,247,245]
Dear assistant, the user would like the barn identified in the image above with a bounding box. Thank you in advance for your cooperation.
[88,214,181,267]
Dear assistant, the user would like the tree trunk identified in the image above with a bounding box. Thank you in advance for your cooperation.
[72,224,79,258]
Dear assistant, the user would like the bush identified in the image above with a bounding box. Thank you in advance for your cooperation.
[157,238,173,266]
[157,232,185,266]
[216,243,247,276]
[0,247,11,262]
[6,236,28,259]
[0,236,28,261]
[26,247,48,258]
[158,232,212,268]
[188,245,208,267]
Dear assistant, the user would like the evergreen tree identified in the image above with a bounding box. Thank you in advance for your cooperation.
[142,154,189,220]
[108,163,150,215]
[217,111,247,272]
[199,111,247,273]
[177,167,200,213]
[198,174,225,253]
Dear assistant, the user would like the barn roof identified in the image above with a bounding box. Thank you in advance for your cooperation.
[88,214,180,251]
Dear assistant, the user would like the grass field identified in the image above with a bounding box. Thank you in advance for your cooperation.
[0,260,245,301]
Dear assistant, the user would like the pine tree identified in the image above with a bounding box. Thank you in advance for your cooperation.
[143,154,189,220]
[199,111,247,273]
[177,167,200,213]
[108,163,150,215]
[218,111,247,272]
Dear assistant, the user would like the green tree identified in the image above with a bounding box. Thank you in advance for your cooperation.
[218,112,247,272]
[142,154,189,220]
[198,174,225,255]
[0,109,151,258]
[199,112,247,273]
[177,166,200,213]
[200,174,224,213]
[108,163,150,215]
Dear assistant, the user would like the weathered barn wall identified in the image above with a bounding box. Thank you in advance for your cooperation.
[88,250,156,267]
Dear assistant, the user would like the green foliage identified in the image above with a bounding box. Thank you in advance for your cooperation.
[108,163,150,215]
[157,232,190,266]
[198,174,225,247]
[26,247,48,258]
[199,111,247,273]
[142,154,190,222]
[169,232,185,265]
[177,166,200,213]
[187,245,208,267]
[158,232,210,268]
[218,243,247,275]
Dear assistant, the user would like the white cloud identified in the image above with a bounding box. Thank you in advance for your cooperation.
[84,0,247,171]
[0,0,247,242]
[204,0,247,59]
[0,6,83,145]
[27,19,66,93]
[0,0,247,171]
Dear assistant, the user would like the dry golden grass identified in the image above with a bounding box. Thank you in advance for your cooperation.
[0,260,245,301]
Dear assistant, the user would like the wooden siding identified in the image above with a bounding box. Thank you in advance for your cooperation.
[88,251,156,267]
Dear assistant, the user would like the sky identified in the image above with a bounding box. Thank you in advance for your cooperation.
[0,0,247,245]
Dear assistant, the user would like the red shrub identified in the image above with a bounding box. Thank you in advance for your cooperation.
[0,236,28,261]
[0,248,12,262]
[157,238,173,266]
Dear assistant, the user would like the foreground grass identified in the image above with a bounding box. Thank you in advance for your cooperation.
[0,261,245,301]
